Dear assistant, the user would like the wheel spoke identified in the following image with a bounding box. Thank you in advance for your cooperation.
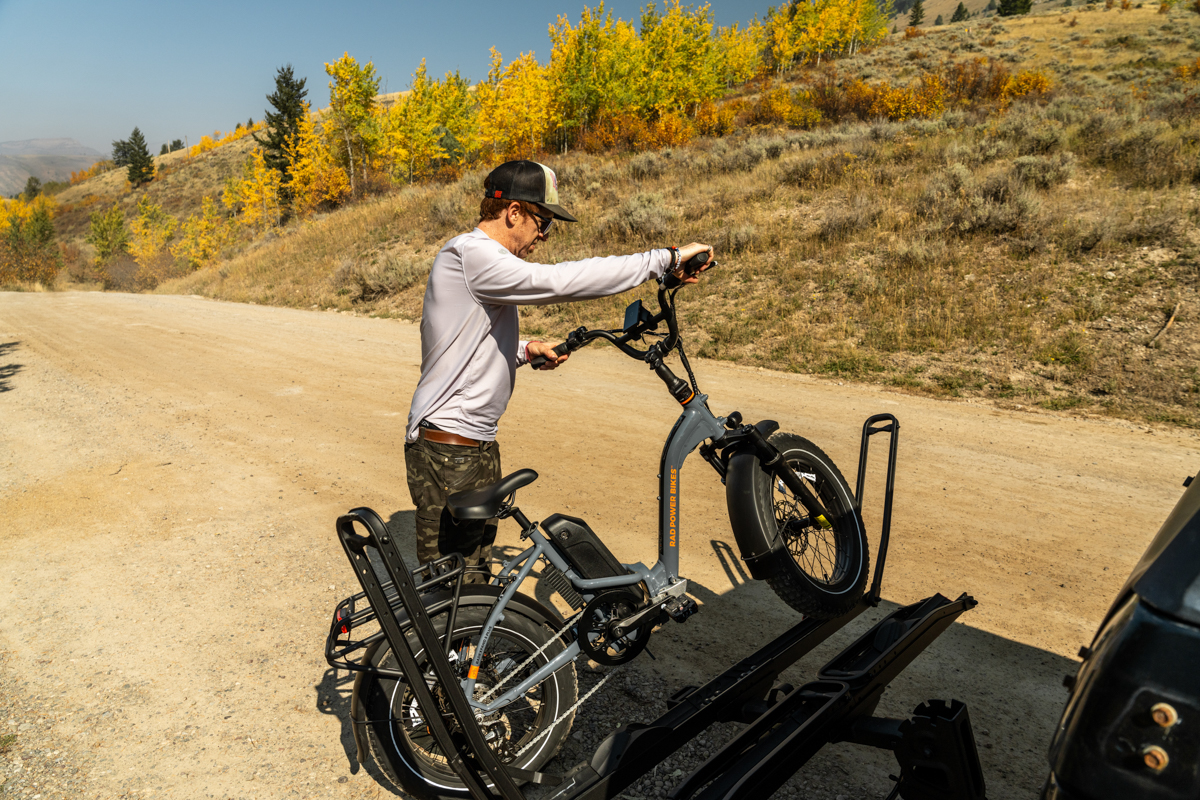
[775,458,848,586]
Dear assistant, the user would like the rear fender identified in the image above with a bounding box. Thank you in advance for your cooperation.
[724,420,789,580]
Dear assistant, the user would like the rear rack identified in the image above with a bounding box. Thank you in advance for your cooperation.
[325,527,467,680]
[325,413,987,800]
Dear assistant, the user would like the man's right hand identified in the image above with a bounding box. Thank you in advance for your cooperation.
[675,243,714,284]
[527,340,569,370]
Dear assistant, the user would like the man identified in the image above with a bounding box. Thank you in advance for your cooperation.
[405,159,711,581]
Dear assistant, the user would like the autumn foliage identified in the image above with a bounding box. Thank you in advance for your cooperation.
[0,196,61,285]
[83,1,1064,283]
[190,122,265,158]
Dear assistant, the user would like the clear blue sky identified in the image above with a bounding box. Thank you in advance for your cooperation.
[0,0,769,157]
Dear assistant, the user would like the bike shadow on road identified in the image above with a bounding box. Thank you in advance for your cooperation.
[0,340,23,393]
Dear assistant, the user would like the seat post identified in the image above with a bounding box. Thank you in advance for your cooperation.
[510,507,532,530]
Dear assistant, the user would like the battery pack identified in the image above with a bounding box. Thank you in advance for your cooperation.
[541,514,628,580]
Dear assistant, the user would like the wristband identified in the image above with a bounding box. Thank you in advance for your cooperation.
[667,247,680,271]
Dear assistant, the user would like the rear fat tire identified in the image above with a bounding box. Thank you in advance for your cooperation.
[360,606,577,800]
[754,433,869,619]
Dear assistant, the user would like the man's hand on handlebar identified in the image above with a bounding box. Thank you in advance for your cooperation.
[527,340,569,371]
[674,243,715,284]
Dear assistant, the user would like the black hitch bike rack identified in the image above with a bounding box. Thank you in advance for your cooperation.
[325,413,988,800]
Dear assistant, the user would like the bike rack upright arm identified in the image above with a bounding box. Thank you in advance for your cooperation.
[336,508,524,800]
[854,413,899,607]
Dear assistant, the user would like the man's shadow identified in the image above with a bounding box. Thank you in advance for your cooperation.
[0,341,23,393]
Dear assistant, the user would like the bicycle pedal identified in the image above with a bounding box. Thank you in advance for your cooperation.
[666,595,698,623]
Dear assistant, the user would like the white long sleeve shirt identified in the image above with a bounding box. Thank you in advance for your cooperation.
[406,228,674,442]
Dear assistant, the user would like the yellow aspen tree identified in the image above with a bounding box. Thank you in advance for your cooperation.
[477,49,557,160]
[128,196,178,265]
[382,61,445,183]
[171,197,231,269]
[222,148,282,231]
[285,104,350,216]
[637,1,723,116]
[324,52,381,194]
[716,21,764,86]
[380,60,477,183]
[547,4,643,144]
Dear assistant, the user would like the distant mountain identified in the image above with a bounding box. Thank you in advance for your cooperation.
[0,138,103,158]
[0,138,105,198]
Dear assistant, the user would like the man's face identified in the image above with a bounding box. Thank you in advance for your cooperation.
[513,203,551,259]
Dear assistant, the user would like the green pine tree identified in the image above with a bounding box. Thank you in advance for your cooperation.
[111,137,134,167]
[170,139,184,152]
[997,0,1031,15]
[124,127,155,187]
[909,0,926,25]
[951,1,971,20]
[21,176,41,201]
[253,64,308,209]
[935,13,944,23]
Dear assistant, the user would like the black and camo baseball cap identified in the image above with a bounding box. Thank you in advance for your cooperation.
[484,160,577,222]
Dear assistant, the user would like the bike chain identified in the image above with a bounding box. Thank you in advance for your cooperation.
[513,662,620,758]
[469,606,628,761]
[477,608,585,704]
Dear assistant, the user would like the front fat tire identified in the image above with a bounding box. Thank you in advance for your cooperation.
[360,606,577,800]
[758,433,869,620]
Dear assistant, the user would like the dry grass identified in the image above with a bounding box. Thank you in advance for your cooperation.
[130,8,1200,428]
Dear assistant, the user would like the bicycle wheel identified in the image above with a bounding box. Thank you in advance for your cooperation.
[361,605,577,800]
[749,433,869,619]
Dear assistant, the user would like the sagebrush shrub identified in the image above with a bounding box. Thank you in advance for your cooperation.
[428,196,468,235]
[604,193,678,241]
[1013,152,1078,189]
[921,164,1042,234]
[995,109,1065,154]
[818,196,884,240]
[1096,120,1195,187]
[721,225,759,252]
[334,253,426,301]
[629,152,665,180]
[711,141,766,173]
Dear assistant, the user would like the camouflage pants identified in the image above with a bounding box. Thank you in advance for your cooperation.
[404,437,501,584]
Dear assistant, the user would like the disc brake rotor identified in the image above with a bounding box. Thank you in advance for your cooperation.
[577,589,649,666]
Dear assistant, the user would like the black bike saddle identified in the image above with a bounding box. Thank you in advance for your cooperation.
[447,469,538,519]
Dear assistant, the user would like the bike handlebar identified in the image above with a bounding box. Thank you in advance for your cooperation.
[527,251,715,370]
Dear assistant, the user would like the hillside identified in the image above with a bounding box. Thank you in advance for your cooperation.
[54,5,1200,429]
[52,136,257,243]
[0,138,103,197]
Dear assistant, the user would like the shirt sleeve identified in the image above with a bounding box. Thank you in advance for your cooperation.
[517,339,532,366]
[461,236,674,306]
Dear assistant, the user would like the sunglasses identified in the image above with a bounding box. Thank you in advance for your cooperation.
[525,205,555,236]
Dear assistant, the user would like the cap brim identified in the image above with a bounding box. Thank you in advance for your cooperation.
[541,203,577,223]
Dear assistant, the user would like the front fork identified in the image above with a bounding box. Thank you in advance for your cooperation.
[699,415,833,530]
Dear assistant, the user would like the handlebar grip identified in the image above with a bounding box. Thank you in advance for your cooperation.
[529,341,571,370]
[682,251,711,276]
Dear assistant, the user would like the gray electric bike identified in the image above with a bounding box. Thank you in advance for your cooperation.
[354,254,869,799]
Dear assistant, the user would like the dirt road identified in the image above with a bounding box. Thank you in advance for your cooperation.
[1,292,1196,800]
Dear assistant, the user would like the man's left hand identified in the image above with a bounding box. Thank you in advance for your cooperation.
[527,341,569,370]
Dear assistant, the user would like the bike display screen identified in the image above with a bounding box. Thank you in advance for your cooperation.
[623,300,654,333]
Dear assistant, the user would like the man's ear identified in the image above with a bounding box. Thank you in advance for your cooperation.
[507,202,523,226]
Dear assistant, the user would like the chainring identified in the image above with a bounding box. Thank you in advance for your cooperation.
[577,589,650,666]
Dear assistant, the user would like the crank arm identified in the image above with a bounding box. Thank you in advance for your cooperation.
[613,580,689,636]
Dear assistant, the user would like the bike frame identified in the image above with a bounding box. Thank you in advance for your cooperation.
[460,394,729,712]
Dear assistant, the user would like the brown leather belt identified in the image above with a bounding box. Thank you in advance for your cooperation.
[419,427,481,447]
